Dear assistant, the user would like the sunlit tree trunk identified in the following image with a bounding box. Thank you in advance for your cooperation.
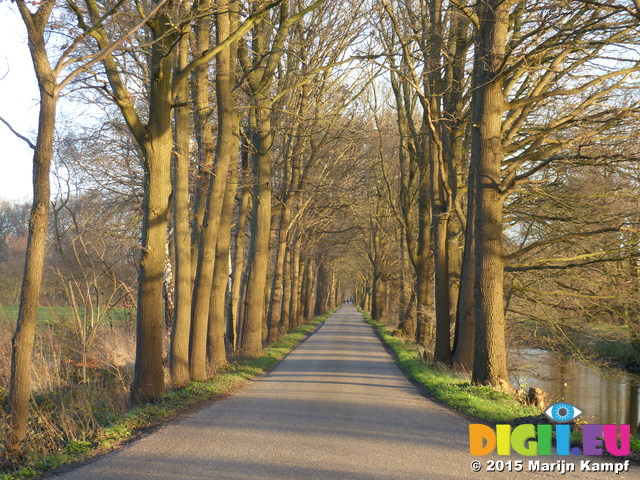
[279,244,293,333]
[267,186,293,341]
[191,0,215,276]
[9,1,57,446]
[189,0,239,378]
[452,166,476,370]
[170,30,192,388]
[241,93,273,354]
[415,180,432,347]
[422,0,452,365]
[131,24,174,403]
[289,236,302,326]
[206,0,240,367]
[208,170,236,368]
[470,0,511,389]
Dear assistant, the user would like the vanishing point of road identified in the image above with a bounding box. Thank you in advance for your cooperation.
[53,306,637,479]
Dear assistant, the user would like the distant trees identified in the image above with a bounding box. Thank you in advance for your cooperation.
[0,202,30,304]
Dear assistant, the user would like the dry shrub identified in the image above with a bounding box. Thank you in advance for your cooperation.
[0,313,136,467]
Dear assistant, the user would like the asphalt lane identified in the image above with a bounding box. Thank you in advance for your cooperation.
[53,306,637,479]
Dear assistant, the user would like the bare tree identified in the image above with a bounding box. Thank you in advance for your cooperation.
[6,0,150,446]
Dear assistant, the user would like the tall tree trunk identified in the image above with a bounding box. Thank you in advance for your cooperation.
[470,0,510,390]
[432,155,451,363]
[371,270,382,320]
[189,0,239,377]
[229,176,250,350]
[304,259,318,320]
[299,258,310,321]
[397,234,416,337]
[442,10,468,343]
[263,208,280,342]
[289,237,302,326]
[82,2,176,404]
[280,243,293,334]
[240,94,273,355]
[452,168,476,371]
[8,10,57,444]
[415,134,433,346]
[426,0,452,365]
[267,182,295,341]
[206,0,239,367]
[415,254,432,346]
[208,169,236,368]
[131,29,174,403]
[191,0,215,276]
[314,259,328,316]
[308,262,319,320]
[170,31,192,388]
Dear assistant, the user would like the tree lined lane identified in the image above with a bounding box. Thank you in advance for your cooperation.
[54,307,635,479]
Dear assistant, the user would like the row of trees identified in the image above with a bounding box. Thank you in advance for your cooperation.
[4,0,640,455]
[6,0,365,450]
[350,0,640,389]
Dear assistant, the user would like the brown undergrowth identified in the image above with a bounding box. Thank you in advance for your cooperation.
[0,314,135,471]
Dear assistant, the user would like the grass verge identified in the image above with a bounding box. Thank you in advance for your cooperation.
[1,309,335,480]
[361,310,640,457]
[359,310,541,423]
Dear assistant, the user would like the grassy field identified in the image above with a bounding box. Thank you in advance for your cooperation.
[0,307,135,325]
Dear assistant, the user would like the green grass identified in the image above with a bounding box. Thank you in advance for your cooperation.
[0,309,335,480]
[360,310,540,423]
[0,307,135,326]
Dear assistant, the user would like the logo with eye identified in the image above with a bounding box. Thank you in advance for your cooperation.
[544,402,583,423]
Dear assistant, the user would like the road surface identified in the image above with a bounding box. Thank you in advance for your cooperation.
[53,306,637,479]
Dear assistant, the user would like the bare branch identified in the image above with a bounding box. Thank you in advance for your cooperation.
[0,115,36,150]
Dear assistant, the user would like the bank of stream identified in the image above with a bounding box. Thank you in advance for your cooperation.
[509,348,640,434]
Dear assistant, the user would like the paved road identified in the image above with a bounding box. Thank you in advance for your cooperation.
[54,306,637,479]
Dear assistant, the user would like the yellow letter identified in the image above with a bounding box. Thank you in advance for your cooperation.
[497,424,512,455]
